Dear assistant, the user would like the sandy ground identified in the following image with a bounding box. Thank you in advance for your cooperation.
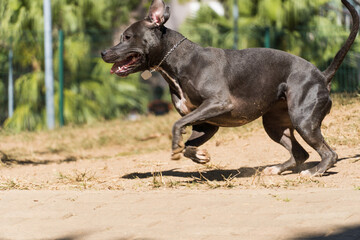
[1,189,360,240]
[0,97,360,240]
[0,132,359,240]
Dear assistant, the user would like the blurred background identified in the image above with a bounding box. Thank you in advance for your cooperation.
[0,0,359,131]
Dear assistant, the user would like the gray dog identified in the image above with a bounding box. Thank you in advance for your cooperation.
[102,0,359,177]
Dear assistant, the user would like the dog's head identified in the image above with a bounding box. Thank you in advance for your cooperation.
[101,0,170,77]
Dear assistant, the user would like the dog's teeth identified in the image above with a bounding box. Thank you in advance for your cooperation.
[118,67,121,71]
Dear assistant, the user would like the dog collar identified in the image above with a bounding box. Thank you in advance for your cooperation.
[141,37,187,80]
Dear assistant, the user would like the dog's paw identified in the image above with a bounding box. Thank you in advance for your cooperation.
[195,149,211,164]
[171,142,185,161]
[300,170,311,177]
[263,166,282,175]
[184,146,210,164]
[171,152,182,161]
[300,169,324,177]
[172,141,185,153]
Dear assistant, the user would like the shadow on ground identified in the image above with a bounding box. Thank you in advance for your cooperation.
[338,154,360,162]
[291,225,360,240]
[122,154,360,181]
[53,234,155,240]
[1,234,155,240]
[122,161,325,181]
[0,151,77,166]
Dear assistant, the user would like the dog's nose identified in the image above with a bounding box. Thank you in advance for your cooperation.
[101,50,107,58]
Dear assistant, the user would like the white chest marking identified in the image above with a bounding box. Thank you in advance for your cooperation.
[159,68,191,115]
[175,98,190,115]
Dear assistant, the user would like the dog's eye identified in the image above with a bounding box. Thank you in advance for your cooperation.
[124,35,132,41]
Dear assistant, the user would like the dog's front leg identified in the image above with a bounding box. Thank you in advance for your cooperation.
[183,123,219,164]
[171,99,233,160]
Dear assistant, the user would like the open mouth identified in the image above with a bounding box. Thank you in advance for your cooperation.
[110,53,142,76]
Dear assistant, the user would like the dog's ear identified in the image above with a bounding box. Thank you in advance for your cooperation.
[146,0,170,26]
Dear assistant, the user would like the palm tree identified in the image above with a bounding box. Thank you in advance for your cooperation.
[0,0,147,131]
[180,0,354,66]
[180,0,359,92]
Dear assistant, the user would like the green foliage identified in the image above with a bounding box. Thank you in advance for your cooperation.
[1,0,358,131]
[181,5,233,48]
[0,0,147,131]
[180,0,360,93]
[180,0,356,67]
[4,71,44,131]
[0,79,5,123]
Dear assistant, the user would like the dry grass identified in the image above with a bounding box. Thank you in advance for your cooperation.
[269,194,292,202]
[0,94,359,190]
[322,94,360,146]
[0,107,266,164]
[57,170,97,190]
[0,177,43,190]
[1,94,357,162]
[0,113,178,163]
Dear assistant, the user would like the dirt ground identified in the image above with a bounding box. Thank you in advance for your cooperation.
[0,95,359,240]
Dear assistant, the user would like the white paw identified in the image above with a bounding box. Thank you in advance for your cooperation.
[196,149,210,161]
[263,166,281,175]
[300,170,312,177]
[171,153,182,161]
[300,169,323,177]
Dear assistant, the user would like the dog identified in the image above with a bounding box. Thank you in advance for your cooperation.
[101,0,359,177]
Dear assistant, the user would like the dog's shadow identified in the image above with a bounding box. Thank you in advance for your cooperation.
[122,161,322,181]
[122,154,360,181]
[338,154,360,162]
[0,151,77,166]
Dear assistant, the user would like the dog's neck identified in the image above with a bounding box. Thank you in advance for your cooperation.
[150,36,187,72]
[151,28,199,81]
[146,28,197,100]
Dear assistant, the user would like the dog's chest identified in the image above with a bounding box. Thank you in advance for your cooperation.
[159,68,196,115]
[174,95,196,115]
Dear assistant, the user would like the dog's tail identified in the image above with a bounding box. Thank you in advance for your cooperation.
[323,0,359,86]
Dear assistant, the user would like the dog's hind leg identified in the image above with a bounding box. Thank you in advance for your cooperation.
[262,101,309,175]
[288,84,338,177]
[178,123,219,164]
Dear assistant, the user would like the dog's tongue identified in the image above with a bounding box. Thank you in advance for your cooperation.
[110,56,134,74]
[110,63,120,74]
